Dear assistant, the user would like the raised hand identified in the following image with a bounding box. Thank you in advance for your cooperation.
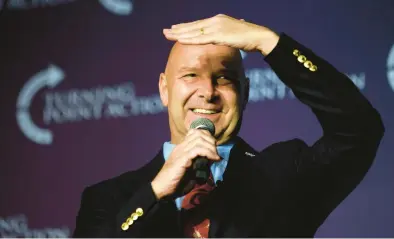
[163,14,280,56]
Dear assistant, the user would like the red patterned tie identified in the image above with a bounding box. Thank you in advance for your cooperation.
[181,173,215,238]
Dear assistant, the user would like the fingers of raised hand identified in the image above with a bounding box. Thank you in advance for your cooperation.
[166,14,240,35]
[165,27,208,40]
[170,20,207,34]
[177,34,216,45]
[164,23,215,44]
[170,15,219,33]
[163,14,230,43]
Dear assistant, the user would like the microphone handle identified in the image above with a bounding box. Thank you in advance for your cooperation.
[193,157,210,184]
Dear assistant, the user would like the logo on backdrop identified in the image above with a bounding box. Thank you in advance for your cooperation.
[387,43,394,92]
[245,68,365,102]
[16,64,164,145]
[1,0,133,16]
[16,65,64,145]
[0,214,69,238]
[98,0,133,16]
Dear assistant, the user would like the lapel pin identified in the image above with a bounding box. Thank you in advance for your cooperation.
[245,152,255,157]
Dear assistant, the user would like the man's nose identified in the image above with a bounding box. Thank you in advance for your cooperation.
[197,78,218,102]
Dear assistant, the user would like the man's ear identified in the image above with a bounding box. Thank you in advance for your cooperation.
[159,73,169,107]
[242,77,250,110]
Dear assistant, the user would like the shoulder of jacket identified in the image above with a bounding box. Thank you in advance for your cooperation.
[261,138,308,155]
[82,170,136,196]
[80,153,162,197]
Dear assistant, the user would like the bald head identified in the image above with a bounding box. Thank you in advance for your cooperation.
[164,42,245,79]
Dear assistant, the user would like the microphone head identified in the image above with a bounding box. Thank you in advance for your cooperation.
[190,118,215,136]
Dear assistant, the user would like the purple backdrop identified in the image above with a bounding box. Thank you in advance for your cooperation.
[1,0,394,237]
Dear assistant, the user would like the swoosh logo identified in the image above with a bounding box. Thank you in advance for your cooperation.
[98,0,133,16]
[387,43,394,92]
[16,64,64,145]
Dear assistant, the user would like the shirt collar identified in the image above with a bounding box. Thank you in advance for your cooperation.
[163,140,235,161]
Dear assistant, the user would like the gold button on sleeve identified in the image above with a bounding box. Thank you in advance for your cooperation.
[136,208,143,216]
[297,55,307,63]
[310,65,318,72]
[121,222,129,231]
[131,213,139,220]
[303,60,313,69]
[293,49,300,56]
[126,217,134,225]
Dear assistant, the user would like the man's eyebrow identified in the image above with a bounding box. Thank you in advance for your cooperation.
[216,68,240,78]
[218,68,238,74]
[177,66,199,72]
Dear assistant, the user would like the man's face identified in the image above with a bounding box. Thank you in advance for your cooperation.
[159,43,248,145]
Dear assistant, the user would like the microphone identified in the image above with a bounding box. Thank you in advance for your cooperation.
[190,118,215,184]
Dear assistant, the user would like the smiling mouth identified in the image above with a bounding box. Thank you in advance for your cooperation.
[191,108,220,114]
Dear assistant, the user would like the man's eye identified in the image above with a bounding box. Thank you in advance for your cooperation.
[217,76,233,85]
[183,73,197,78]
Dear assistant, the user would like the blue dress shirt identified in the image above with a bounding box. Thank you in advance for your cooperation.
[162,141,235,210]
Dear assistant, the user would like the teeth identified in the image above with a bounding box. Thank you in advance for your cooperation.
[192,109,218,114]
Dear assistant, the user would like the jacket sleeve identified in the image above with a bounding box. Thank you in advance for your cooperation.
[72,182,158,237]
[264,33,385,223]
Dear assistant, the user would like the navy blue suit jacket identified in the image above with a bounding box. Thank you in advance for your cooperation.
[72,33,385,237]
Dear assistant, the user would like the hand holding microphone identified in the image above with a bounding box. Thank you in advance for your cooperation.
[189,118,216,183]
[151,118,219,200]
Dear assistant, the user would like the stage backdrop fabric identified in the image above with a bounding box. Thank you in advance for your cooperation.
[1,0,394,237]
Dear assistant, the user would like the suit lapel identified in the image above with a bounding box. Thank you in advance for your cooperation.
[209,137,259,238]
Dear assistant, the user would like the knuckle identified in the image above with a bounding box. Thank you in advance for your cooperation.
[212,15,221,22]
[197,131,208,139]
[185,160,193,168]
[190,148,199,158]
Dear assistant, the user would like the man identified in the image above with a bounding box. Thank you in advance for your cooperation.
[73,14,384,237]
